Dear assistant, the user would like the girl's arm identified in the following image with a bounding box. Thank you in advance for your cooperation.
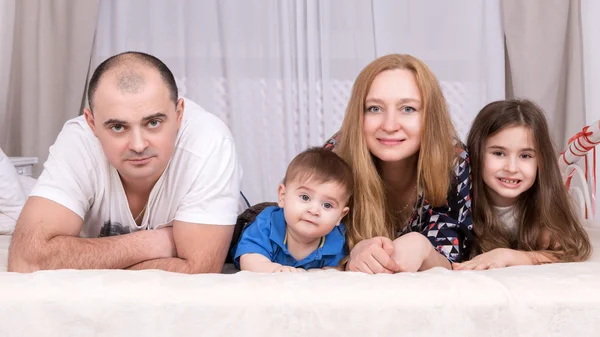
[452,248,558,270]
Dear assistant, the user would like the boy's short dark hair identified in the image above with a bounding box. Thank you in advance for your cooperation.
[282,147,353,200]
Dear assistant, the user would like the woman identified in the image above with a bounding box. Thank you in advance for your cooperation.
[325,54,473,273]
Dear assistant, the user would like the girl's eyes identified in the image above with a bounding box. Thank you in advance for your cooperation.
[323,202,333,209]
[491,151,534,158]
[300,194,310,201]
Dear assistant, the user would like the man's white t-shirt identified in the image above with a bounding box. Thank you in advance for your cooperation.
[31,98,242,238]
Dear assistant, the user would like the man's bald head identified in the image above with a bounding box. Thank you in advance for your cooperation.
[87,51,178,110]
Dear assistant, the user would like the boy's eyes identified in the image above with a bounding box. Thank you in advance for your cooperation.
[298,194,335,209]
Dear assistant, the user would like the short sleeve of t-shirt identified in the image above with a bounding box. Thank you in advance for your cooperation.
[174,126,242,226]
[30,119,98,220]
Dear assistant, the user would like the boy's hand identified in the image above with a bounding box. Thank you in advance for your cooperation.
[273,266,307,273]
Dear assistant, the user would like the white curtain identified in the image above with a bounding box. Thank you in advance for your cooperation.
[0,0,99,176]
[582,0,600,125]
[0,0,16,146]
[581,0,600,214]
[91,0,504,204]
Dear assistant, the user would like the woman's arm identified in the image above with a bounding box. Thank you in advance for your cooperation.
[409,145,475,269]
[391,232,452,272]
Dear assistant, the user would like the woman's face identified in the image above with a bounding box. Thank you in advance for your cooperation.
[362,69,423,163]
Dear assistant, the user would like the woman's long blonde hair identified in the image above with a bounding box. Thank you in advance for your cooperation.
[467,99,592,262]
[336,54,458,252]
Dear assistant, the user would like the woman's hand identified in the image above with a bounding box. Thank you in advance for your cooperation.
[347,237,400,274]
[452,248,532,270]
[391,232,436,272]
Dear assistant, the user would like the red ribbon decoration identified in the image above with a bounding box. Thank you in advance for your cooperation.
[561,124,600,218]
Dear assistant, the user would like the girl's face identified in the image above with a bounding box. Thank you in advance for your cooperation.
[482,125,538,207]
[362,69,423,164]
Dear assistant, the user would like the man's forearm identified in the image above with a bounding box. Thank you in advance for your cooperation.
[9,230,161,272]
[126,257,190,273]
[126,256,224,273]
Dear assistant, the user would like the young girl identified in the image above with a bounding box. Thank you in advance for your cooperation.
[454,99,592,270]
[325,54,474,273]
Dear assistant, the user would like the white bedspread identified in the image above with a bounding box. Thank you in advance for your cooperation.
[1,228,599,337]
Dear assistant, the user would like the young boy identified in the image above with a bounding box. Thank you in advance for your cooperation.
[232,147,353,272]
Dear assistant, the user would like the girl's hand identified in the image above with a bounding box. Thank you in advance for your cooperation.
[452,248,531,270]
[391,232,434,272]
[347,237,400,274]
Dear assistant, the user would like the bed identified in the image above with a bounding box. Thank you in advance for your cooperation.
[1,224,599,337]
[2,124,600,337]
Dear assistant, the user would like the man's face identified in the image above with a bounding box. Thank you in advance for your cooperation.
[84,68,183,185]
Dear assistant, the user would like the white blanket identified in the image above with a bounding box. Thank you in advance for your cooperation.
[0,227,599,337]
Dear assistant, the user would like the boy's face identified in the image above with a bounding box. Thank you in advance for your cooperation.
[277,178,350,240]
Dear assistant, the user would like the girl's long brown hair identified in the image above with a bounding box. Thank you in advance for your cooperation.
[467,99,591,262]
[336,54,458,253]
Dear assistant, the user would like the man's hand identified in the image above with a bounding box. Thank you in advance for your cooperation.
[127,221,234,273]
[8,197,173,272]
[153,226,177,259]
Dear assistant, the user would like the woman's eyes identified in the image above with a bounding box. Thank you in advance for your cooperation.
[365,105,416,113]
[366,106,381,113]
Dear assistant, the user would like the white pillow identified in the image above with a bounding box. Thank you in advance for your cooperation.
[0,148,34,234]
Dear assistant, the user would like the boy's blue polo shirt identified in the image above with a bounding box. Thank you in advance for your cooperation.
[232,206,347,270]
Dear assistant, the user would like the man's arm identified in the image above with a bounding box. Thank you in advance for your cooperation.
[8,197,175,272]
[127,220,234,273]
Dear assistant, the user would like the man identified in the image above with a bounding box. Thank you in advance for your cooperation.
[8,51,241,273]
